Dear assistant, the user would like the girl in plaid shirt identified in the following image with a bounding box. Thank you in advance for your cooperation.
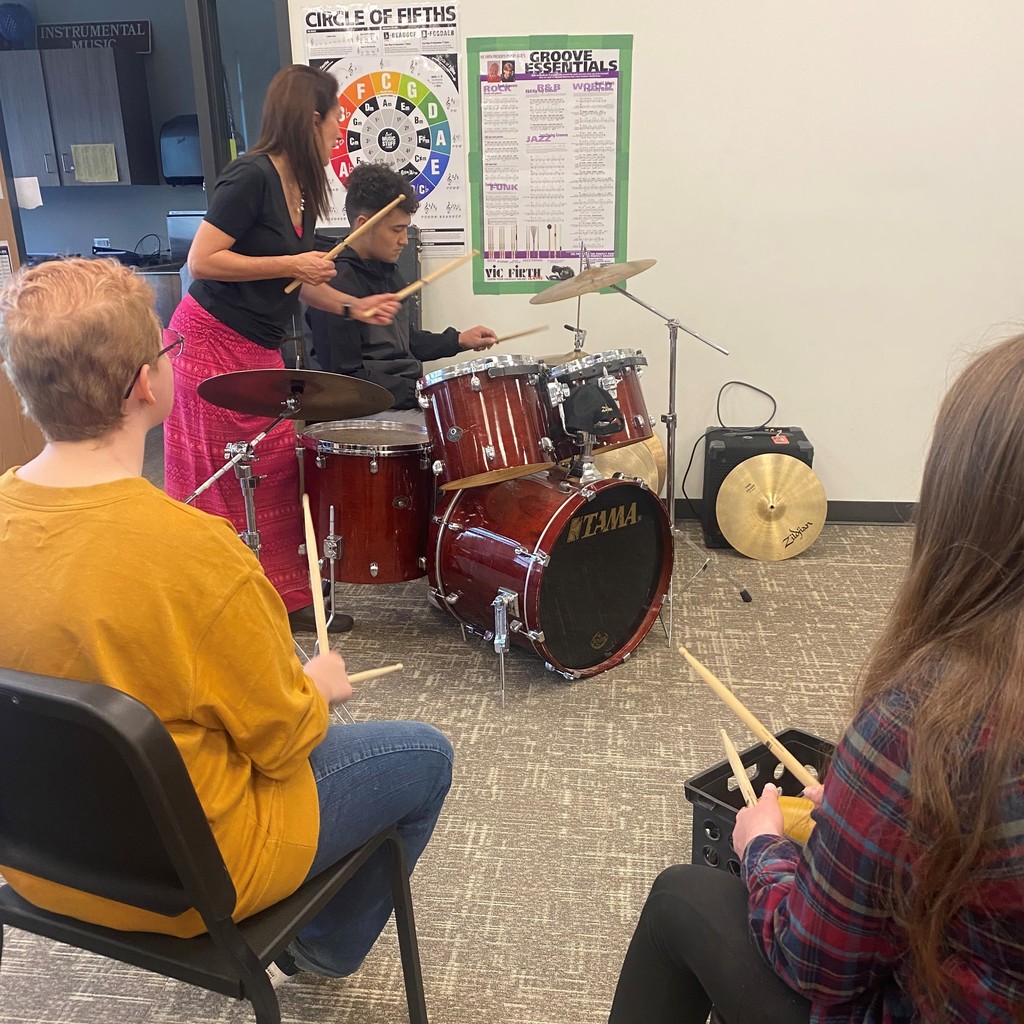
[610,335,1024,1023]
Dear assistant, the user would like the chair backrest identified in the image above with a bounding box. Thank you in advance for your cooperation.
[0,666,237,924]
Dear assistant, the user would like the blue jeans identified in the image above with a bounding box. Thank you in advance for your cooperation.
[288,720,453,977]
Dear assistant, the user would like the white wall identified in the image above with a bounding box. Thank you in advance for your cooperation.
[292,0,1024,505]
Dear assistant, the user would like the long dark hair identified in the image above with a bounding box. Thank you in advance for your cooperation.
[249,64,338,221]
[860,332,1024,1016]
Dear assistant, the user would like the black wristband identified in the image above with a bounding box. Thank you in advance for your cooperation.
[341,303,351,319]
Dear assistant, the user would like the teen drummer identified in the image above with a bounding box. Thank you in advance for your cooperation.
[306,161,497,418]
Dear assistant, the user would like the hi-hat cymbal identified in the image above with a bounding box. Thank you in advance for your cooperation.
[529,259,656,305]
[715,454,827,561]
[197,369,393,420]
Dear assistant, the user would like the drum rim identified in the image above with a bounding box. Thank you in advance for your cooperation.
[544,347,647,380]
[300,419,431,455]
[418,353,543,388]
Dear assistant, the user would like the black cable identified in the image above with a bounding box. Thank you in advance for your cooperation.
[679,432,704,522]
[715,380,777,431]
[134,233,162,256]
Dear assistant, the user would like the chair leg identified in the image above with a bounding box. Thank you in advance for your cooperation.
[386,833,428,1024]
[212,920,282,1024]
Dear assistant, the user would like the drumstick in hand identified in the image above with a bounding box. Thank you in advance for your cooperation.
[348,663,404,684]
[284,195,405,294]
[494,325,549,344]
[720,729,757,807]
[679,645,818,789]
[301,494,330,654]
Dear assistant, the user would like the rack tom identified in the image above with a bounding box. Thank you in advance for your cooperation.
[300,420,433,584]
[545,348,653,461]
[417,354,556,491]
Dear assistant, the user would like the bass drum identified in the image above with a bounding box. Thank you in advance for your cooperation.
[428,471,673,678]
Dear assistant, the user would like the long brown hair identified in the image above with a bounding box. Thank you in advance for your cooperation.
[860,332,1024,1016]
[248,64,339,221]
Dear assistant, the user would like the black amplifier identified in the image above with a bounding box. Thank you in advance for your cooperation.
[701,426,814,548]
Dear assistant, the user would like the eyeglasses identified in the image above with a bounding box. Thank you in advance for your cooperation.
[123,329,184,401]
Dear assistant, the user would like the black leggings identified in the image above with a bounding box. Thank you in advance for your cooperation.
[609,864,811,1024]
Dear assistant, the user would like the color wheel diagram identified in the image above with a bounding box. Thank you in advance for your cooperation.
[326,64,454,200]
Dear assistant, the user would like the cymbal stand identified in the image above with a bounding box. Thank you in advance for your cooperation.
[183,407,294,560]
[608,283,729,638]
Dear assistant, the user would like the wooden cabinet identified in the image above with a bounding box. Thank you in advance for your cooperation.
[0,48,158,187]
[0,51,59,186]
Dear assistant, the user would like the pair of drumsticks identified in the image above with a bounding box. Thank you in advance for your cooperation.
[680,646,818,844]
[300,494,403,720]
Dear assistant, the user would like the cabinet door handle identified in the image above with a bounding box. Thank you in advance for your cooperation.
[43,153,55,173]
[60,152,74,173]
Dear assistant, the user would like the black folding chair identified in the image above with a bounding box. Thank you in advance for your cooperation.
[0,665,428,1024]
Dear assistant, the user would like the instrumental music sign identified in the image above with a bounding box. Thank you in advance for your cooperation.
[36,21,152,54]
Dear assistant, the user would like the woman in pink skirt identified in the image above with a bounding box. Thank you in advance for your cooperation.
[164,65,398,632]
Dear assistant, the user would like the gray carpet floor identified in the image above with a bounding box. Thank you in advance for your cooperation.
[0,427,912,1023]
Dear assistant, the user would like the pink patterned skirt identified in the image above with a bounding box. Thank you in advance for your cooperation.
[163,294,311,612]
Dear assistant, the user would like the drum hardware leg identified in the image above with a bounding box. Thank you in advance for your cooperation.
[682,538,753,603]
[460,623,467,643]
[183,411,290,558]
[491,588,519,708]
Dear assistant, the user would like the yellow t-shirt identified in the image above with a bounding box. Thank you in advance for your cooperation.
[0,469,328,936]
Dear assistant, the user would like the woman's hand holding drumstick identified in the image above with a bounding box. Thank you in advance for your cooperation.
[679,645,818,789]
[284,195,405,294]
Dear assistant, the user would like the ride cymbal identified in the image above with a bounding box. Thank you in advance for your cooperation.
[529,259,656,305]
[715,453,826,561]
[541,349,591,367]
[197,369,393,420]
[587,435,666,495]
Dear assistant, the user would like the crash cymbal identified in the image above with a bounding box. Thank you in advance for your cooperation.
[715,454,826,561]
[541,348,592,367]
[197,369,393,420]
[588,435,666,495]
[529,258,656,305]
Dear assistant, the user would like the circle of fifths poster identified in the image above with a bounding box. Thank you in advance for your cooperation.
[467,36,633,293]
[293,3,468,253]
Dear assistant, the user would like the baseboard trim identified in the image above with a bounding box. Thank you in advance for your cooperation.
[675,499,916,526]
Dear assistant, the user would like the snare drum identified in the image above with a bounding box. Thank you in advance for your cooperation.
[545,348,654,460]
[417,354,556,491]
[428,470,673,678]
[300,420,433,584]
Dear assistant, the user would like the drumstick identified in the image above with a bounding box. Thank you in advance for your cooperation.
[720,728,757,807]
[301,493,330,654]
[348,662,404,684]
[364,249,478,316]
[679,645,818,789]
[284,195,405,294]
[494,325,549,344]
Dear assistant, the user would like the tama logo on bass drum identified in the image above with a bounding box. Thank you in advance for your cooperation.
[567,502,640,542]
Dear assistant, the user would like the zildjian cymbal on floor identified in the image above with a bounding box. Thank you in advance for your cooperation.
[714,453,827,561]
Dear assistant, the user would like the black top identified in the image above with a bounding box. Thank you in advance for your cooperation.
[306,248,461,410]
[189,153,315,349]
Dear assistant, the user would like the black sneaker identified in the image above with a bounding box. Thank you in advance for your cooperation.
[265,949,300,989]
[288,605,354,633]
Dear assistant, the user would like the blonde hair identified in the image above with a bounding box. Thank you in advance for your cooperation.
[0,258,159,441]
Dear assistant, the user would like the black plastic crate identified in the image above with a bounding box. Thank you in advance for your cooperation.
[683,728,835,875]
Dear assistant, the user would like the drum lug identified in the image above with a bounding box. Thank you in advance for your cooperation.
[470,373,482,393]
[370,457,379,474]
[547,381,569,407]
[648,416,655,428]
[446,521,465,532]
[416,387,429,410]
[483,445,496,462]
[432,459,445,476]
[315,453,326,469]
[527,373,540,385]
[539,436,555,455]
[514,545,550,567]
[632,415,646,429]
[418,556,427,570]
[420,455,431,470]
[511,621,545,644]
[580,486,598,501]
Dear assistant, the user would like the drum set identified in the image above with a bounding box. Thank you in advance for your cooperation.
[190,254,729,702]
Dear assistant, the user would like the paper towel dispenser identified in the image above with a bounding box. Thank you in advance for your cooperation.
[160,115,203,186]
